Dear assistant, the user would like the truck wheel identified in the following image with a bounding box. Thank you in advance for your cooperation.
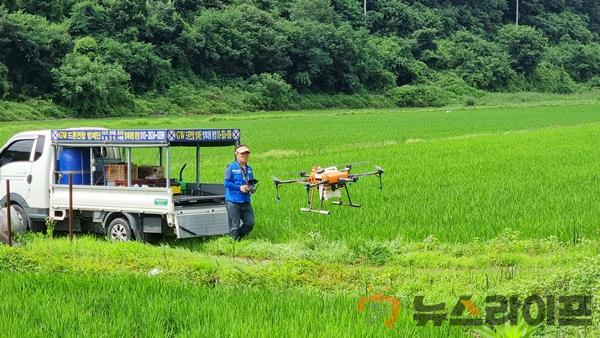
[11,204,29,233]
[107,218,133,242]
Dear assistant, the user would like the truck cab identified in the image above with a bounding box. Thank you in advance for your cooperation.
[0,130,51,231]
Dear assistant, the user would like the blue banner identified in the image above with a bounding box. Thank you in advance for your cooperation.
[51,129,241,144]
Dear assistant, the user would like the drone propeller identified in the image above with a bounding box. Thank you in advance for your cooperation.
[346,161,367,168]
[280,169,310,178]
[322,161,368,172]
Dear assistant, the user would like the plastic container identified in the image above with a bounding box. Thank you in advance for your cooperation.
[58,148,91,185]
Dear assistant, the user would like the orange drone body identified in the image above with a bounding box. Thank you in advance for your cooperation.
[308,167,350,185]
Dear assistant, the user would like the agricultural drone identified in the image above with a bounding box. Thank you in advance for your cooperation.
[273,164,384,215]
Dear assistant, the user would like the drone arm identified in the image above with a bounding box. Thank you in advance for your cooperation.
[351,171,382,178]
[273,177,314,201]
[273,177,306,185]
[347,167,384,190]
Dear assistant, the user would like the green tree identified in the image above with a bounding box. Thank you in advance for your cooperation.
[68,1,112,37]
[438,31,517,91]
[0,63,11,98]
[289,0,338,24]
[0,9,72,96]
[411,28,441,67]
[367,0,427,37]
[173,0,201,22]
[99,38,171,93]
[140,0,187,67]
[546,41,600,82]
[279,20,333,90]
[530,11,593,43]
[73,36,99,58]
[498,25,547,76]
[142,1,184,44]
[282,20,393,92]
[103,0,148,40]
[331,0,365,28]
[428,0,507,34]
[370,35,428,85]
[566,0,600,34]
[11,0,68,21]
[53,53,132,116]
[190,4,290,77]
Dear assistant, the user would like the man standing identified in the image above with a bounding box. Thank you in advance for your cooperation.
[224,144,255,240]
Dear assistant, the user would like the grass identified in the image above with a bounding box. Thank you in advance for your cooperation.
[3,99,600,242]
[0,272,477,338]
[2,94,600,336]
[1,235,599,337]
[473,90,600,108]
[4,232,598,292]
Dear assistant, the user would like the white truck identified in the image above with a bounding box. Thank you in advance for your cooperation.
[0,128,241,241]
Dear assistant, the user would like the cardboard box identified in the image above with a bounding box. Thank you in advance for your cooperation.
[105,163,138,182]
[138,165,164,179]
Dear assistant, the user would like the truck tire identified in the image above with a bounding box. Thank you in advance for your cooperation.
[107,217,133,242]
[11,204,29,233]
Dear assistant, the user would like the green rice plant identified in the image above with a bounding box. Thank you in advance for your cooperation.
[0,272,472,338]
[4,101,600,243]
[472,315,539,338]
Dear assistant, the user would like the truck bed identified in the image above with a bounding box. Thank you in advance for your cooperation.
[50,184,172,214]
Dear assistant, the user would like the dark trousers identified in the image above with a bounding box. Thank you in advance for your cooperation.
[226,201,254,240]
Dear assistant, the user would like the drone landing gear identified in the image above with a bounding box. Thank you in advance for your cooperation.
[333,182,361,208]
[300,182,361,214]
[301,184,332,215]
[332,201,360,208]
[300,208,330,215]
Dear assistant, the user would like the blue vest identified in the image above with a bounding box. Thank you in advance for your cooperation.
[224,161,254,203]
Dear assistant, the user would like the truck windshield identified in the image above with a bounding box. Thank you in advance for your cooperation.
[0,139,35,167]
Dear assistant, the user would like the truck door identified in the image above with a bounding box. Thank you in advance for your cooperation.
[28,136,49,209]
[0,138,35,204]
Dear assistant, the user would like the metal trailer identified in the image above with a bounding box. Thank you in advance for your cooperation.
[1,128,240,241]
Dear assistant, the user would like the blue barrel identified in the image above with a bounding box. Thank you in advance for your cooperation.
[58,148,91,185]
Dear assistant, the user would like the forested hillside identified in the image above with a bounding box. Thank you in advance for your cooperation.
[1,0,599,118]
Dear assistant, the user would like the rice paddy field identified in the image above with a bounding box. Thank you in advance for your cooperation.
[2,94,600,337]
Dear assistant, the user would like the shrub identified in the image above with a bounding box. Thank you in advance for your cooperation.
[426,72,482,100]
[348,240,392,265]
[246,73,296,110]
[0,99,69,121]
[385,84,449,107]
[294,93,392,109]
[531,61,576,94]
[588,76,600,89]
